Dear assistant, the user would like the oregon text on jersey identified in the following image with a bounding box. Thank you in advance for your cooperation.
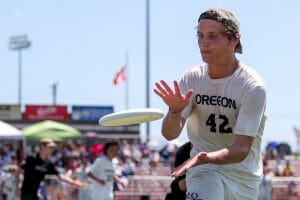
[195,94,236,109]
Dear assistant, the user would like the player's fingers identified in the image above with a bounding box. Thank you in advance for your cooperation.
[195,152,208,164]
[171,168,179,177]
[173,81,182,96]
[171,167,186,177]
[153,89,165,98]
[183,90,193,102]
[155,82,169,96]
[160,80,174,94]
[171,159,190,177]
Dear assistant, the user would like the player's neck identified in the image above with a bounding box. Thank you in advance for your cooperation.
[105,154,113,161]
[207,57,239,79]
[39,151,48,160]
[39,152,48,161]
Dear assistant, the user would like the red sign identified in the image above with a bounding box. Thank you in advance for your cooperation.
[24,105,68,120]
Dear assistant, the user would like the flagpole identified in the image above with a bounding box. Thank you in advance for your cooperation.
[125,50,129,110]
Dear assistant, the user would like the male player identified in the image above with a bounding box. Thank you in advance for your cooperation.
[20,138,87,200]
[154,8,267,200]
[87,140,125,200]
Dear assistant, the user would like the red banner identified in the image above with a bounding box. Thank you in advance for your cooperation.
[24,105,68,120]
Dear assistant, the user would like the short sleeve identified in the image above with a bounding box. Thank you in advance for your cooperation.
[47,163,59,175]
[234,86,267,137]
[22,156,34,170]
[90,158,103,175]
[180,72,195,120]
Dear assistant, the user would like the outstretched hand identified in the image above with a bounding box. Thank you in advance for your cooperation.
[154,80,193,113]
[73,179,89,190]
[171,152,208,177]
[79,182,89,190]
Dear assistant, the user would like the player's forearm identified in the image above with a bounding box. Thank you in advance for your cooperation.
[207,145,250,165]
[114,175,126,187]
[58,174,82,187]
[205,135,253,165]
[87,172,105,185]
[114,175,122,184]
[162,112,184,140]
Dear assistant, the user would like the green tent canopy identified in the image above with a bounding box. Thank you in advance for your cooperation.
[23,120,82,141]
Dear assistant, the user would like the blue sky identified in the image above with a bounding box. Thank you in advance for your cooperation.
[1,0,300,151]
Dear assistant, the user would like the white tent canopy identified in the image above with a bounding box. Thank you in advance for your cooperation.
[0,120,26,159]
[0,120,24,140]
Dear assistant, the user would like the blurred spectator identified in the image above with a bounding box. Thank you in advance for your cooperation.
[38,176,64,200]
[131,140,142,165]
[165,141,192,200]
[139,142,150,160]
[87,140,125,200]
[281,160,295,176]
[1,147,15,167]
[277,143,291,160]
[160,142,177,166]
[90,143,104,162]
[258,159,273,200]
[19,138,87,200]
[265,142,278,160]
[262,158,274,178]
[75,156,90,200]
[64,152,81,200]
[2,164,18,200]
[274,159,283,176]
[113,157,129,192]
[149,148,160,170]
[287,181,299,197]
[115,157,135,177]
[121,140,132,159]
[0,167,5,200]
[159,145,171,165]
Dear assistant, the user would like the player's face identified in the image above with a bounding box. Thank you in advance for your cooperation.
[106,145,119,160]
[41,145,55,156]
[197,19,235,64]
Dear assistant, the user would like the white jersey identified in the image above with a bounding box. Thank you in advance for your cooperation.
[2,172,16,200]
[88,156,115,200]
[180,63,267,183]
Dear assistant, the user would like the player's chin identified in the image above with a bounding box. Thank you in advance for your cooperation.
[201,54,211,62]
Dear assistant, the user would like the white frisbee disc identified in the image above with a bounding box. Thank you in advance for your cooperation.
[99,108,164,126]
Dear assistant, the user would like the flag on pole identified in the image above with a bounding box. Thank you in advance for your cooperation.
[113,66,126,86]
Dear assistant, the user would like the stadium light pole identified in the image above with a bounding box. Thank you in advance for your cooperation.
[51,82,59,105]
[145,0,151,143]
[9,34,31,108]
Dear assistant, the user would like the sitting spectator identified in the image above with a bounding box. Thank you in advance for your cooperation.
[281,160,295,176]
[262,159,274,177]
[149,148,160,169]
[274,159,283,176]
[265,142,278,160]
[160,145,171,165]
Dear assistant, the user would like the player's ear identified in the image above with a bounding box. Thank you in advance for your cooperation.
[232,33,240,50]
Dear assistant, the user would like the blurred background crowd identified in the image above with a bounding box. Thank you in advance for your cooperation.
[0,137,299,200]
[0,138,178,200]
